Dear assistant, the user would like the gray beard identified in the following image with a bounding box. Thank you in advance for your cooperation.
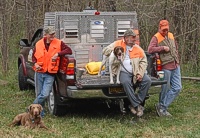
[126,43,134,47]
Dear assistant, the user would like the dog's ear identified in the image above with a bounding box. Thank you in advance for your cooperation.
[38,104,43,112]
[113,46,119,56]
[120,47,124,53]
[27,104,33,113]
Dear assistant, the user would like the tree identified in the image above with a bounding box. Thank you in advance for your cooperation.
[0,0,200,76]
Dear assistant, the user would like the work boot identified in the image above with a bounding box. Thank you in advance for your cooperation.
[155,104,165,117]
[128,105,137,114]
[136,105,144,117]
[164,111,172,117]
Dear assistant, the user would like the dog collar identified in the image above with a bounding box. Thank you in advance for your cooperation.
[31,118,35,123]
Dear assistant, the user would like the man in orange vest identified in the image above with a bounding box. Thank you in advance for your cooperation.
[148,20,182,117]
[32,26,72,117]
[103,29,151,117]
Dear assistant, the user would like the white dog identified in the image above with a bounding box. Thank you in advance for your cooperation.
[98,46,124,84]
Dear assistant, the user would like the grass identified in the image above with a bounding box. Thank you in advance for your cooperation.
[0,73,200,138]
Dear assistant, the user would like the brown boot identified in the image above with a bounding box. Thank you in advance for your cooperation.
[128,105,137,114]
[136,105,144,117]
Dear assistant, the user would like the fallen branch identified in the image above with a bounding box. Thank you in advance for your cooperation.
[181,76,200,81]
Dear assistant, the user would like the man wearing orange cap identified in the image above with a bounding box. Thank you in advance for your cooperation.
[148,20,182,117]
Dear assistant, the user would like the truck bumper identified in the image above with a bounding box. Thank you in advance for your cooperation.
[67,86,127,99]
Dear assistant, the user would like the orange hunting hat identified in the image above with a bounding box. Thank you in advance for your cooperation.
[159,20,169,30]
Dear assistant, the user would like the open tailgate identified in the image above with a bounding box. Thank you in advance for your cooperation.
[76,76,167,89]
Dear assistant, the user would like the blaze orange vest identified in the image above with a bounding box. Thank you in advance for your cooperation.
[33,38,61,73]
[155,32,174,43]
[154,32,179,65]
[114,39,145,59]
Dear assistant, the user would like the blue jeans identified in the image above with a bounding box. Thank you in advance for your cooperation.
[159,66,182,111]
[120,71,151,107]
[33,72,55,109]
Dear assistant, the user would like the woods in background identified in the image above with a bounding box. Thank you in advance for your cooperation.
[0,0,199,75]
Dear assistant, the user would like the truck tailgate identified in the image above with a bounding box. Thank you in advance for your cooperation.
[76,75,167,89]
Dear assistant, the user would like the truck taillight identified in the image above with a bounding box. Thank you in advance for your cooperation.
[66,61,75,75]
[59,55,75,81]
[65,57,76,85]
[66,58,76,84]
[66,64,74,75]
[156,58,162,71]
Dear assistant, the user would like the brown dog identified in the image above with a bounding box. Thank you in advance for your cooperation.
[98,46,124,84]
[9,104,48,130]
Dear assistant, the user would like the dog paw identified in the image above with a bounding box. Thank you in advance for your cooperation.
[116,81,120,84]
[110,81,114,84]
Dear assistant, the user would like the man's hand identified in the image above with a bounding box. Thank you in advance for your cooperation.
[163,46,170,52]
[35,63,42,71]
[136,74,142,82]
[52,53,59,61]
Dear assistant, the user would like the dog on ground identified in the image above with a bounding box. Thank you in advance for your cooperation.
[9,104,48,130]
[98,46,124,84]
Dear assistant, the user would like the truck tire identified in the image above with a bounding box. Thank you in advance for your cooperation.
[47,81,67,116]
[18,63,29,90]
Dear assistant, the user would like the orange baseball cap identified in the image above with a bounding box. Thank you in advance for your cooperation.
[159,20,169,30]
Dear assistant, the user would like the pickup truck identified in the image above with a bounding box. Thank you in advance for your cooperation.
[18,10,167,116]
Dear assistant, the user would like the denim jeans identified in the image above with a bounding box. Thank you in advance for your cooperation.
[33,72,55,109]
[159,66,182,111]
[120,71,151,108]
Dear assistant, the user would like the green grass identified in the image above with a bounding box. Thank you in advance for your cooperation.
[0,74,200,138]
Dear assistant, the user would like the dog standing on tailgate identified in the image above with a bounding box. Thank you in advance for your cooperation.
[98,46,124,84]
[9,104,48,130]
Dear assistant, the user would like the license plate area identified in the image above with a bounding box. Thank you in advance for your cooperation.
[109,87,124,94]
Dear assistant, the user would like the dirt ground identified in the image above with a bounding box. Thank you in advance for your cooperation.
[0,79,8,86]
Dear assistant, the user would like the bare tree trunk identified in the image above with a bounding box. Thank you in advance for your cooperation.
[0,1,9,74]
[25,0,30,40]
